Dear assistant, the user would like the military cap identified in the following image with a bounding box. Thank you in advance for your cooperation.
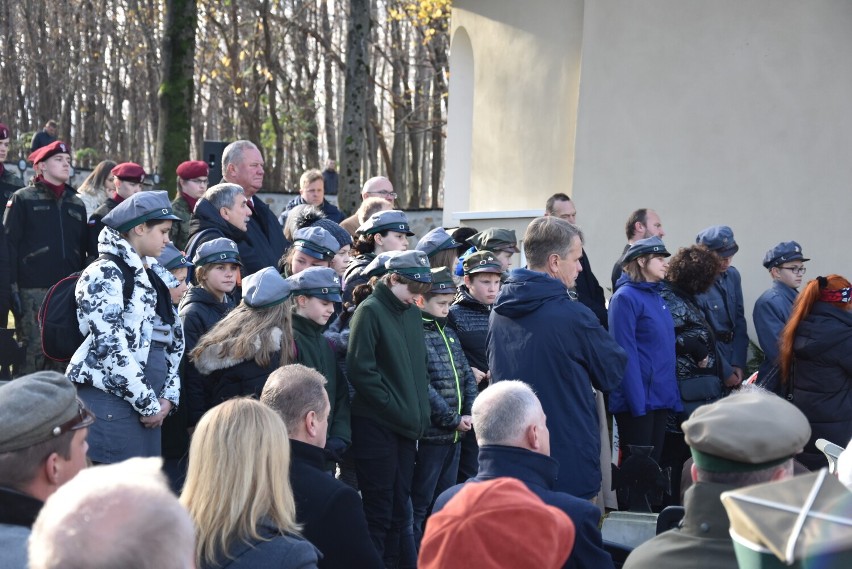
[386,250,432,283]
[0,371,95,453]
[175,160,209,180]
[293,226,339,261]
[193,237,242,267]
[363,251,405,279]
[416,227,460,258]
[157,243,194,270]
[356,209,414,236]
[102,190,181,232]
[0,123,9,140]
[696,225,739,258]
[286,266,342,302]
[463,251,503,275]
[683,389,810,473]
[621,236,671,265]
[312,218,352,248]
[111,162,146,183]
[466,228,519,253]
[429,268,458,295]
[242,267,293,309]
[763,241,810,269]
[28,140,71,165]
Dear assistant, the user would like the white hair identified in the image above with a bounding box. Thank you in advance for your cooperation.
[473,380,541,446]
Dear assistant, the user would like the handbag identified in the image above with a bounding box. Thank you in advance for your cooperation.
[678,374,723,417]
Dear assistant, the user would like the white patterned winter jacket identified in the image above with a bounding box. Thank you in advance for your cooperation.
[65,226,184,416]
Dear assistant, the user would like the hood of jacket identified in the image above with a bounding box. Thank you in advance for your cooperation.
[794,302,852,358]
[188,198,247,242]
[180,285,230,311]
[194,326,283,374]
[492,268,570,318]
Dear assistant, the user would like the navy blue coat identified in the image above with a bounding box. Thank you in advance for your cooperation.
[280,196,345,225]
[753,280,798,378]
[433,445,615,569]
[608,277,680,416]
[202,521,319,569]
[487,269,626,499]
[694,267,748,379]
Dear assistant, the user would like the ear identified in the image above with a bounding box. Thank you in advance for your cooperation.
[546,252,560,275]
[690,463,699,483]
[43,452,63,486]
[527,423,542,451]
[374,233,384,247]
[304,410,318,438]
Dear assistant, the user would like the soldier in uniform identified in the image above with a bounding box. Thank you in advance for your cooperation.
[623,388,811,569]
[3,141,88,375]
[86,162,146,262]
[170,160,208,250]
[0,123,23,331]
[694,225,748,389]
[0,123,25,202]
[753,241,809,387]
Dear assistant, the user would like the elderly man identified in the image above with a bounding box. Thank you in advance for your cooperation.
[624,388,811,569]
[340,176,397,236]
[0,371,93,569]
[280,168,345,225]
[433,381,614,569]
[261,364,381,569]
[220,140,286,270]
[186,183,254,273]
[488,216,626,500]
[28,457,195,569]
[611,209,666,292]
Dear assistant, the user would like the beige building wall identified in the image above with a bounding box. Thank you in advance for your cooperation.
[448,0,852,339]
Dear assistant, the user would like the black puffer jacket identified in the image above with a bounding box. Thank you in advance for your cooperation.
[447,285,491,374]
[791,302,852,470]
[179,286,236,424]
[661,282,720,382]
[342,253,375,304]
[421,312,478,444]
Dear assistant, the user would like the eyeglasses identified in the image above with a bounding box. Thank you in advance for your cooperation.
[52,398,96,437]
[367,191,397,198]
[189,178,209,185]
[779,266,807,275]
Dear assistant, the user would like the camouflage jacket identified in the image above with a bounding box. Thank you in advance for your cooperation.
[169,194,193,251]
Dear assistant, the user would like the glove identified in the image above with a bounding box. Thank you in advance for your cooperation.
[324,436,349,463]
[10,291,23,321]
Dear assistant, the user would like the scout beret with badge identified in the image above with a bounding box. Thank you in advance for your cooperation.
[175,160,209,180]
[416,227,459,258]
[696,225,739,258]
[193,237,242,267]
[0,371,95,454]
[466,228,519,253]
[357,209,414,236]
[386,250,432,283]
[763,241,810,269]
[101,190,181,232]
[286,266,342,302]
[428,267,458,295]
[111,162,146,183]
[364,250,406,279]
[621,236,671,265]
[242,267,293,309]
[157,243,194,270]
[28,140,71,165]
[463,251,503,275]
[293,226,339,261]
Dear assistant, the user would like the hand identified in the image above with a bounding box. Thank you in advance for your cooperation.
[724,372,742,388]
[698,355,710,369]
[456,415,473,432]
[471,367,491,386]
[732,366,744,382]
[140,398,172,429]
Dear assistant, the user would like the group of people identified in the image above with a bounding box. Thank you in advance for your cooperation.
[1,124,852,568]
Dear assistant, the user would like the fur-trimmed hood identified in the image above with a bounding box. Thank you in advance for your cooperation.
[194,327,283,374]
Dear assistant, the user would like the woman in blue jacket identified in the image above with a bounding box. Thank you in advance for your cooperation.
[608,236,680,465]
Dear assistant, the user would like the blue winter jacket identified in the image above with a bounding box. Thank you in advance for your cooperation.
[487,268,626,499]
[608,276,680,416]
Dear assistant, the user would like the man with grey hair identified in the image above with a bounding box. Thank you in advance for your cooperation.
[488,216,626,500]
[186,182,253,272]
[28,457,195,569]
[261,364,381,569]
[220,140,286,271]
[432,381,614,569]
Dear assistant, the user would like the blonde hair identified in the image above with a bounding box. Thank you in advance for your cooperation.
[181,399,300,567]
[190,301,295,367]
[299,169,323,189]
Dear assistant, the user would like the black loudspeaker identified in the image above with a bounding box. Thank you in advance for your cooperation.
[203,140,230,184]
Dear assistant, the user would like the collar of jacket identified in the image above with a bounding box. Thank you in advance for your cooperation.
[454,285,491,311]
[0,486,43,528]
[475,445,560,490]
[293,312,325,335]
[373,281,412,314]
[290,438,331,472]
[680,481,737,540]
[421,311,448,328]
[772,279,800,301]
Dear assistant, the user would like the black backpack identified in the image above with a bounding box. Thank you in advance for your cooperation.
[38,253,135,362]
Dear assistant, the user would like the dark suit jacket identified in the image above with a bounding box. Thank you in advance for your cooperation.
[575,248,608,329]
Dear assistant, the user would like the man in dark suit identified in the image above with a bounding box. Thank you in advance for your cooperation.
[261,364,381,569]
[432,380,615,569]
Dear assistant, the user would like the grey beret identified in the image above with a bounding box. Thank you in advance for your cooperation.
[242,267,293,308]
[467,228,519,253]
[386,250,432,283]
[428,267,458,295]
[621,236,671,265]
[696,225,739,258]
[364,251,406,279]
[293,226,339,261]
[286,266,342,302]
[0,371,94,453]
[763,241,809,269]
[102,190,181,232]
[194,237,242,267]
[462,251,503,275]
[416,227,459,258]
[357,210,414,236]
[158,243,194,270]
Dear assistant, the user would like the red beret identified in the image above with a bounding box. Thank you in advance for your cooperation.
[176,160,208,180]
[0,123,9,140]
[28,140,71,165]
[111,162,146,183]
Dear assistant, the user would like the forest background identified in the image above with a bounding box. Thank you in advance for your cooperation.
[0,0,451,214]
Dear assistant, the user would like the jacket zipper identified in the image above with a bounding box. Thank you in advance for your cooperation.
[437,321,463,444]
